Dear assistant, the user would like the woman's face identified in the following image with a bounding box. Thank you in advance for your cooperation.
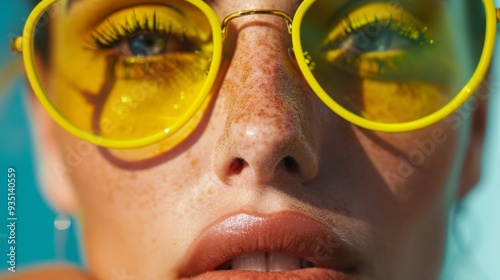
[35,0,486,279]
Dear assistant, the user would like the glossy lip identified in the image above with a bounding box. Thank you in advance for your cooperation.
[177,211,363,279]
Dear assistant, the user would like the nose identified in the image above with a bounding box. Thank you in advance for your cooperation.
[213,13,321,186]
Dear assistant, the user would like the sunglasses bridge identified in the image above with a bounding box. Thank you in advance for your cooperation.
[221,9,293,39]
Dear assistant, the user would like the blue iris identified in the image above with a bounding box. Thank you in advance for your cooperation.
[127,33,167,57]
[354,31,409,52]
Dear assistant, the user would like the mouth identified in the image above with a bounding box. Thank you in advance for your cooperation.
[177,211,364,280]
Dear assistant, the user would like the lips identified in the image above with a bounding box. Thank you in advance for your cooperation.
[177,211,363,280]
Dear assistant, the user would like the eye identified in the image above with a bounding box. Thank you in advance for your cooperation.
[117,31,199,58]
[84,7,213,81]
[320,13,434,80]
[87,10,202,59]
[337,23,416,53]
[324,17,430,54]
[123,33,168,57]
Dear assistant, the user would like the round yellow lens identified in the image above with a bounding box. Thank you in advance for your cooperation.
[28,0,222,148]
[293,0,492,132]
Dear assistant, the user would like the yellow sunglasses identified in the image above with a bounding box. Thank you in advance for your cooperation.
[12,0,499,149]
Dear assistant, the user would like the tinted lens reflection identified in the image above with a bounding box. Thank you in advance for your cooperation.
[300,0,486,123]
[33,0,214,141]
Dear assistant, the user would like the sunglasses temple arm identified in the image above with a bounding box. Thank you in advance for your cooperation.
[11,37,23,53]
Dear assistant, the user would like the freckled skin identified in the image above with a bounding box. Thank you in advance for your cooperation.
[22,1,485,280]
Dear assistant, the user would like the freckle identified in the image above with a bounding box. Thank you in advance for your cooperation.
[150,199,158,208]
[190,158,199,168]
[138,200,147,209]
[105,192,114,203]
[151,238,157,245]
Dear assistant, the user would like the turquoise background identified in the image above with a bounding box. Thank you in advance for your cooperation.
[0,1,498,279]
[0,1,82,272]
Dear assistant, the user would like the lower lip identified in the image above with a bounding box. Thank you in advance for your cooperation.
[179,267,360,280]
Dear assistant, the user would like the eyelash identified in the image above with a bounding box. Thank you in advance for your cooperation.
[86,10,180,51]
[322,14,434,79]
[341,14,431,47]
[85,10,203,80]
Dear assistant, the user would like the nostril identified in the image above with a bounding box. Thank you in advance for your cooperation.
[283,156,299,174]
[229,157,246,175]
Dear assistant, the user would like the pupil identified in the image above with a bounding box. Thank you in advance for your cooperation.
[143,35,155,47]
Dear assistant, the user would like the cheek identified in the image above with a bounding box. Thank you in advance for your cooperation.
[358,123,466,277]
[311,118,465,233]
[59,141,213,220]
[54,126,217,266]
[366,125,461,206]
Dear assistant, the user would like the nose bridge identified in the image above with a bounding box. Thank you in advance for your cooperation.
[219,8,299,99]
[213,8,320,185]
[224,34,305,151]
[223,13,303,134]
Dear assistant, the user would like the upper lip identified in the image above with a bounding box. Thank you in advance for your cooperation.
[178,211,361,277]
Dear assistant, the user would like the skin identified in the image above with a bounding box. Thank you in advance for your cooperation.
[9,0,488,279]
